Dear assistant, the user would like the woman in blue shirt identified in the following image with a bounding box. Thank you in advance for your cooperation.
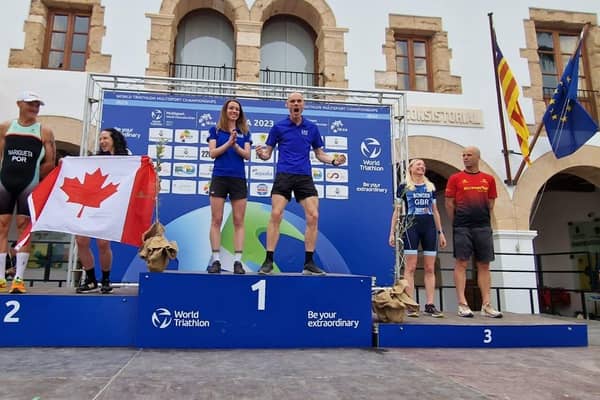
[207,100,251,274]
[389,159,446,317]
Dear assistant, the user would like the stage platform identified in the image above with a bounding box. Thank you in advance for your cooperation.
[376,312,588,348]
[0,272,589,348]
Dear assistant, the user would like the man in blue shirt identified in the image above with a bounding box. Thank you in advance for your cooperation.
[256,92,346,275]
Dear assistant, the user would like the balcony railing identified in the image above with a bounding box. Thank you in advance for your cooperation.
[543,87,599,119]
[260,68,322,87]
[170,63,235,81]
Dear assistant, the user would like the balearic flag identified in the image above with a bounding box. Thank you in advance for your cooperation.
[542,39,598,158]
[494,41,531,163]
[16,155,157,249]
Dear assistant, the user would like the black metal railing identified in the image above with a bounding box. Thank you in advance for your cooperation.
[405,249,599,318]
[260,68,322,87]
[170,63,236,81]
[542,87,599,118]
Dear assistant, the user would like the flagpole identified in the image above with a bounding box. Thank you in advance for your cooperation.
[512,23,591,185]
[488,13,512,184]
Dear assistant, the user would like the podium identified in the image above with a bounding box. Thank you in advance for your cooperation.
[0,272,588,348]
[136,272,373,348]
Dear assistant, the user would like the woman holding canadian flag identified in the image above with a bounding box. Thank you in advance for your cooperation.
[15,127,157,293]
[76,128,130,293]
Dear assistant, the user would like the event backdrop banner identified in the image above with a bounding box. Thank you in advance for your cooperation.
[100,91,395,285]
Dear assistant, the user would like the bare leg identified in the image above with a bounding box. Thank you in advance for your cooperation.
[266,194,288,251]
[299,196,319,251]
[97,239,112,272]
[477,261,492,305]
[454,259,469,305]
[231,198,247,252]
[209,196,225,252]
[403,254,418,298]
[75,236,94,269]
[423,255,437,304]
[0,214,12,253]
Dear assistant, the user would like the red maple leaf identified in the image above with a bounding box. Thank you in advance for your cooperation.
[60,168,119,218]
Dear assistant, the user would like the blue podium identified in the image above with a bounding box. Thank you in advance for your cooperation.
[0,293,138,347]
[136,272,373,348]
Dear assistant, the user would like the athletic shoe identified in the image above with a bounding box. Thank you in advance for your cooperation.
[9,278,27,294]
[76,279,99,294]
[100,279,113,294]
[406,306,420,318]
[424,303,444,318]
[481,303,503,318]
[302,261,326,275]
[258,260,274,275]
[233,261,245,275]
[0,278,7,293]
[207,260,221,274]
[458,303,474,318]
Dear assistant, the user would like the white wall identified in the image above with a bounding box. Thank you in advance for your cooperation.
[1,1,598,198]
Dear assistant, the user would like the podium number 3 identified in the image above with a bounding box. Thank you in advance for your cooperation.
[251,279,266,311]
[483,328,493,344]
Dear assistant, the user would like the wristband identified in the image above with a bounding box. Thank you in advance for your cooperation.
[331,159,336,166]
[438,230,443,234]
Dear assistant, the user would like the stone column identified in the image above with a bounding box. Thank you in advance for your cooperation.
[316,27,348,88]
[235,21,262,83]
[146,13,176,77]
[492,230,539,314]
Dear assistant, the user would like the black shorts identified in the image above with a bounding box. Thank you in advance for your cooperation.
[0,181,34,216]
[453,226,495,263]
[271,173,318,202]
[402,215,437,256]
[209,176,248,200]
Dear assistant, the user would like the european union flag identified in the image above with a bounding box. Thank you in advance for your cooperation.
[542,41,598,158]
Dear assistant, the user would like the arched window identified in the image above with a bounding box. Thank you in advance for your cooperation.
[173,9,235,80]
[260,15,317,86]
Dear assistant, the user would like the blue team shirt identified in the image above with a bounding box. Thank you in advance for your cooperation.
[208,127,251,179]
[396,183,436,215]
[266,116,324,176]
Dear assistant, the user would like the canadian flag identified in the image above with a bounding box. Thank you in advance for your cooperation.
[16,155,157,249]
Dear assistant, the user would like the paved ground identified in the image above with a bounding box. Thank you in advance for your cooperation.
[1,318,599,400]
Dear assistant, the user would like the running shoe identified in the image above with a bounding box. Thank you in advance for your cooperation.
[9,278,27,294]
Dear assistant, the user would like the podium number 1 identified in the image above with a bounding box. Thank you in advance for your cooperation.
[251,279,266,311]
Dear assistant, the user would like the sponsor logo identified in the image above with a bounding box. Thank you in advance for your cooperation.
[312,168,324,181]
[151,109,163,121]
[250,166,274,180]
[198,113,213,127]
[360,138,381,159]
[151,307,210,329]
[256,183,269,196]
[151,308,172,328]
[301,129,309,136]
[329,120,348,133]
[173,164,197,176]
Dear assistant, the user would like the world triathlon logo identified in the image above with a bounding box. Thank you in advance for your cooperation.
[360,138,381,159]
[151,109,163,121]
[151,308,172,329]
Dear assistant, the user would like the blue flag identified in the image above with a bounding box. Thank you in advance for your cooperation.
[542,40,598,158]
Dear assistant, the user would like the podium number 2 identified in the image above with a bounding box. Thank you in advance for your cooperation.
[3,300,20,323]
[251,279,266,311]
[483,328,493,344]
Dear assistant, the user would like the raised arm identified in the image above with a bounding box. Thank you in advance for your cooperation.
[255,144,274,161]
[314,147,346,166]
